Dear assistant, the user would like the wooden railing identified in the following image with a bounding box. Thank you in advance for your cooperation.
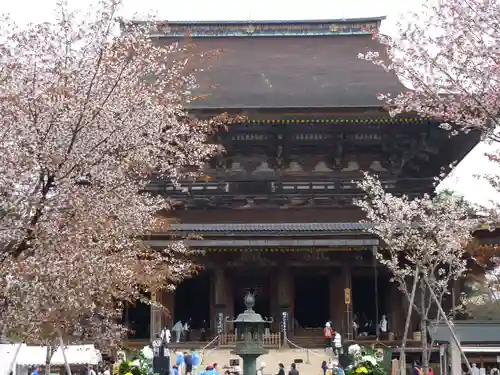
[219,333,281,347]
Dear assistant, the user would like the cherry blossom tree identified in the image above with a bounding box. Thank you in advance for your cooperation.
[0,0,220,349]
[356,1,500,369]
[359,0,500,207]
[359,0,500,136]
[356,173,479,375]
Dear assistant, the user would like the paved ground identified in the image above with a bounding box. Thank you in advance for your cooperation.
[197,348,330,375]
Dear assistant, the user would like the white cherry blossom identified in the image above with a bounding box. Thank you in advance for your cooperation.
[0,0,219,345]
[356,173,480,375]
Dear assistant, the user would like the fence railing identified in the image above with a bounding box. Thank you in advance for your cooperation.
[200,335,220,365]
[219,333,281,347]
[285,338,326,364]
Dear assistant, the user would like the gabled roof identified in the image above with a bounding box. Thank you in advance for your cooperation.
[127,18,406,109]
[187,36,404,109]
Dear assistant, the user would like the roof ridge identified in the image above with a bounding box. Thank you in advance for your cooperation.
[121,17,385,39]
[146,17,386,25]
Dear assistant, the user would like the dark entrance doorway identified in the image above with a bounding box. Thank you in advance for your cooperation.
[233,273,271,318]
[294,274,329,328]
[174,271,210,329]
[351,273,390,335]
[123,292,151,339]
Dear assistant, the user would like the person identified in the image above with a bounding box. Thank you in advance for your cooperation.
[172,365,179,375]
[412,361,422,375]
[184,319,191,342]
[289,363,299,375]
[333,329,342,356]
[233,366,242,375]
[324,322,333,348]
[201,320,208,341]
[161,326,171,344]
[321,361,327,375]
[184,351,193,375]
[172,320,184,343]
[278,363,286,375]
[257,362,266,375]
[360,315,372,336]
[89,366,97,375]
[224,371,230,375]
[428,367,434,375]
[103,365,110,375]
[206,365,217,375]
[31,368,39,375]
[213,363,220,375]
[379,315,388,333]
[352,318,359,339]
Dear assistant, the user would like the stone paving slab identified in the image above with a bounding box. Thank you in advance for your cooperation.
[199,348,331,375]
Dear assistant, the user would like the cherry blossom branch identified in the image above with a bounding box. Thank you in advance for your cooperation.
[0,0,220,345]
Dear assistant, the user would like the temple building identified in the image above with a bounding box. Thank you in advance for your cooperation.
[121,18,480,347]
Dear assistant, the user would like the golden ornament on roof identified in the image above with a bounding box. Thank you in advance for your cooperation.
[246,25,256,34]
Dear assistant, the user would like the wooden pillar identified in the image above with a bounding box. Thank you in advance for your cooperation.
[150,289,173,339]
[277,267,292,306]
[150,292,159,340]
[276,267,293,334]
[163,290,175,327]
[389,283,402,337]
[213,267,227,334]
[329,269,343,331]
[329,267,352,336]
[271,275,278,332]
[344,266,353,339]
[226,276,234,322]
[214,267,226,306]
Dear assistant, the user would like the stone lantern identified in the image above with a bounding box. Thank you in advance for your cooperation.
[226,292,273,375]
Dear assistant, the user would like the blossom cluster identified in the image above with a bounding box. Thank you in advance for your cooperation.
[359,0,500,137]
[356,173,481,305]
[346,344,385,375]
[0,0,219,344]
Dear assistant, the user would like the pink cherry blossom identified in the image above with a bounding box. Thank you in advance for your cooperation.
[356,172,480,374]
[0,0,220,345]
[359,0,500,137]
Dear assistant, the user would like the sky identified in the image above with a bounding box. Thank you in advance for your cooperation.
[1,0,498,206]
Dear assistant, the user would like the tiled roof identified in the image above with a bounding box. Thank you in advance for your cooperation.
[170,222,371,232]
[428,321,500,344]
[163,35,405,109]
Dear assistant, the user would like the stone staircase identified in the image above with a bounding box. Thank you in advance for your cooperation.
[199,348,329,375]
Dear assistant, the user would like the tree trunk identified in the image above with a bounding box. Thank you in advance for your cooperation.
[420,279,429,375]
[399,269,419,375]
[8,342,23,374]
[58,334,72,375]
[423,277,472,374]
[45,345,53,375]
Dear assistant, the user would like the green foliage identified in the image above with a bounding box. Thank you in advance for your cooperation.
[345,345,386,375]
[117,351,151,375]
[435,189,472,211]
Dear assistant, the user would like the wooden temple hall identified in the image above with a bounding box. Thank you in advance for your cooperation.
[120,18,479,345]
